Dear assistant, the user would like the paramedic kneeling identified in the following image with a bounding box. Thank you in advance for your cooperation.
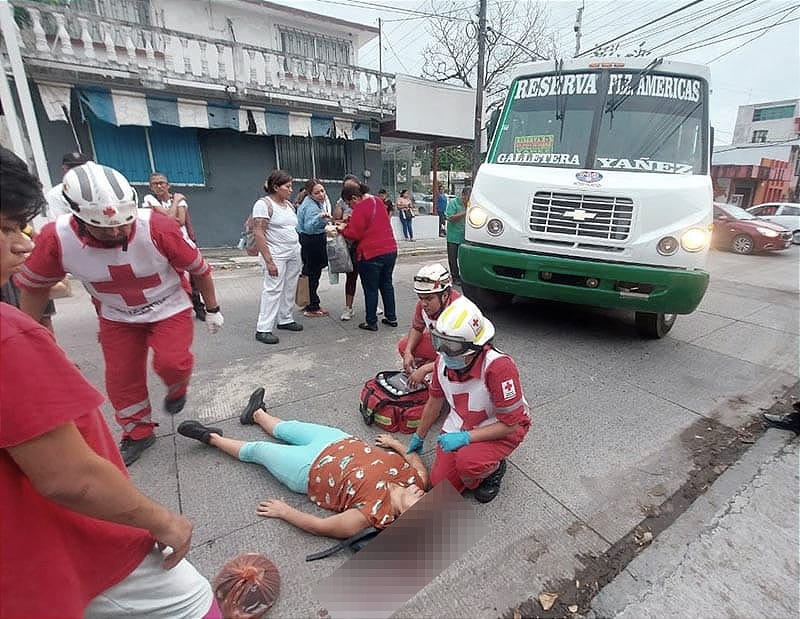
[407,296,530,503]
[399,263,461,388]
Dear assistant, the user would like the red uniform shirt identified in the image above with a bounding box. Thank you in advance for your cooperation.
[15,212,210,321]
[411,288,462,333]
[307,437,419,529]
[0,305,153,618]
[430,347,531,439]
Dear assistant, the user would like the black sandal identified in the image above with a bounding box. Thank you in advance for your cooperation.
[358,322,378,331]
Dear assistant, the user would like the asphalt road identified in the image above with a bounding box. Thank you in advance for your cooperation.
[48,243,799,618]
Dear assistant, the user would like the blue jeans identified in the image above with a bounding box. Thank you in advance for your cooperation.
[238,421,349,493]
[400,217,413,240]
[358,251,397,326]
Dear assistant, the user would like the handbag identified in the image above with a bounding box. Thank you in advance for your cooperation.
[294,274,310,308]
[326,233,353,274]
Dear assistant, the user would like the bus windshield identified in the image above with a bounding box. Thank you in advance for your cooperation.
[489,70,707,174]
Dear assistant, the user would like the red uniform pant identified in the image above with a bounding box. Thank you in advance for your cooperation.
[99,309,194,440]
[430,434,519,493]
[397,330,437,365]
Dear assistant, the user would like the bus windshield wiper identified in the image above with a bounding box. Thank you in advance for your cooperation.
[554,58,567,140]
[604,57,663,120]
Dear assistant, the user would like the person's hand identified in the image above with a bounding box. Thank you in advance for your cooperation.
[206,310,224,334]
[437,431,470,452]
[265,261,279,277]
[256,498,291,521]
[406,433,424,455]
[407,366,427,388]
[375,433,402,452]
[402,352,416,376]
[149,512,193,570]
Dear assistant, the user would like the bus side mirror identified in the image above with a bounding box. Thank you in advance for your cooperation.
[487,108,501,142]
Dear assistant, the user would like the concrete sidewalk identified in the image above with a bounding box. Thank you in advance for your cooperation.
[589,428,799,619]
[201,236,447,270]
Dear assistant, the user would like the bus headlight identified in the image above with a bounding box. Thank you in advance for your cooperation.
[486,219,504,236]
[656,236,679,256]
[680,227,709,252]
[467,205,488,228]
[756,227,778,238]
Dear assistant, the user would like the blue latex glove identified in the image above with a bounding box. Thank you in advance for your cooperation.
[406,433,425,454]
[437,431,470,452]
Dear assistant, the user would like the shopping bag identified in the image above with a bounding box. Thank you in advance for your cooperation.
[326,233,353,274]
[295,275,310,307]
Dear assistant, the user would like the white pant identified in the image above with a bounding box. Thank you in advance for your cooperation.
[84,547,214,619]
[257,249,302,333]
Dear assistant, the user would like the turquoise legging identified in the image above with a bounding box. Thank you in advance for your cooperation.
[238,420,349,493]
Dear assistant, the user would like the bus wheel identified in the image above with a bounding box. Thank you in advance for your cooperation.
[460,282,513,311]
[635,312,676,339]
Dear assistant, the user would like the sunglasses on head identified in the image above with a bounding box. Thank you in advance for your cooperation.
[431,329,479,357]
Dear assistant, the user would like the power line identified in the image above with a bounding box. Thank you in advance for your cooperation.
[660,8,800,56]
[644,0,759,54]
[576,0,707,57]
[706,5,800,62]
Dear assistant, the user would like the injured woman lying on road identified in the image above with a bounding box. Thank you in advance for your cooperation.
[178,387,429,539]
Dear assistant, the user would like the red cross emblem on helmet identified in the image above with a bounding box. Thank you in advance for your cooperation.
[102,206,117,217]
[471,317,480,330]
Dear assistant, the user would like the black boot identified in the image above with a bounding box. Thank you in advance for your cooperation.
[474,459,507,503]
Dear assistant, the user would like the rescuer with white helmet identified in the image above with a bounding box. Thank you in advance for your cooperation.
[406,296,531,503]
[398,263,462,388]
[16,162,225,466]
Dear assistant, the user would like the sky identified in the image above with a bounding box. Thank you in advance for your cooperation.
[283,0,800,145]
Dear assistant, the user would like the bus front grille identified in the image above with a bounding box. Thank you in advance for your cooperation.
[530,192,634,241]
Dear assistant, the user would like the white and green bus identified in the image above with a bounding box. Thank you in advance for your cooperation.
[462,57,713,338]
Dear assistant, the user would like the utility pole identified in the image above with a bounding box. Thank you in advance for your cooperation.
[471,0,487,180]
[378,17,383,116]
[574,0,585,57]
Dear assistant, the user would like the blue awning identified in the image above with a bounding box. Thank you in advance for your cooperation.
[71,86,368,140]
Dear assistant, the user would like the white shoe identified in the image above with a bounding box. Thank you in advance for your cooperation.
[340,307,355,321]
[377,306,384,316]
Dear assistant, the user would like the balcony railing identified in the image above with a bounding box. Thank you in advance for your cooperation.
[8,1,396,116]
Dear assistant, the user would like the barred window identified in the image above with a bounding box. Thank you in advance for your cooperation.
[278,28,351,66]
[275,136,350,182]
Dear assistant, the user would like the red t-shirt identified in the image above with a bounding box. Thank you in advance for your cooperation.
[0,304,153,618]
[307,437,420,529]
[342,196,398,261]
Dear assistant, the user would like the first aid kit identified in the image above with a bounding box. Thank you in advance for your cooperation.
[359,371,428,434]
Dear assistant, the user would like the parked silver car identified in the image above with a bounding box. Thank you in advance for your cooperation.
[745,202,800,244]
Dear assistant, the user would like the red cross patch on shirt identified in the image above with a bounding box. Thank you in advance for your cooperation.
[501,379,517,400]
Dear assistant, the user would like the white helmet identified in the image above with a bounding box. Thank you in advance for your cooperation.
[62,162,137,227]
[432,296,495,356]
[413,263,451,294]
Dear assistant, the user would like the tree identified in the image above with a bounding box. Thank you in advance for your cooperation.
[421,2,555,117]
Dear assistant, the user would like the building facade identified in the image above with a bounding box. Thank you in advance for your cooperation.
[2,0,473,245]
[712,98,800,207]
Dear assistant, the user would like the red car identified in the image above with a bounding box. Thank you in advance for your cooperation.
[712,203,792,254]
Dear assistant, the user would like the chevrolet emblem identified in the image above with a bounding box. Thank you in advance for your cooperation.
[563,209,596,221]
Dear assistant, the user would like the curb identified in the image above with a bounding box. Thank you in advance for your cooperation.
[205,245,445,270]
